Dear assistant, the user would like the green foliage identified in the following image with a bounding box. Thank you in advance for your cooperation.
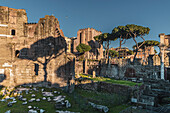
[79,74,142,86]
[0,86,130,113]
[112,26,130,40]
[76,43,92,53]
[111,24,150,62]
[125,24,150,38]
[112,24,150,42]
[94,33,117,44]
[127,50,134,55]
[78,54,84,61]
[132,40,160,49]
[109,50,119,57]
[94,33,118,60]
[76,88,129,107]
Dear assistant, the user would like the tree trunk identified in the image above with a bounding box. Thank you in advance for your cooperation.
[144,46,146,64]
[133,48,138,63]
[106,40,110,64]
[119,38,122,59]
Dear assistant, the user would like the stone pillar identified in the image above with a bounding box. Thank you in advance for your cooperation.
[150,46,155,55]
[159,45,165,80]
[159,33,165,45]
[93,70,96,78]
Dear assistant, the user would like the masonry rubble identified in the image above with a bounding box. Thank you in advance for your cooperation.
[131,79,170,108]
[88,102,109,113]
[56,110,80,113]
[0,86,74,112]
[5,110,11,113]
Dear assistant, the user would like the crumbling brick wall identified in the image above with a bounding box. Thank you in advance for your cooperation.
[0,6,74,88]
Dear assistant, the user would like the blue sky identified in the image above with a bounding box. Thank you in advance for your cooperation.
[1,0,170,50]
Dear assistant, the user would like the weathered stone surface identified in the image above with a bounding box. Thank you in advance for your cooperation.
[56,110,80,113]
[77,82,132,95]
[5,110,11,113]
[131,79,170,107]
[73,28,103,60]
[0,6,75,90]
[88,102,109,113]
[28,109,38,113]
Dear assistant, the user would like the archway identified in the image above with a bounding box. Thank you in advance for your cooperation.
[124,67,136,77]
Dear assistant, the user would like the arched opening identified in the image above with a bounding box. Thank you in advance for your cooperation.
[15,50,20,58]
[11,29,15,35]
[125,67,136,77]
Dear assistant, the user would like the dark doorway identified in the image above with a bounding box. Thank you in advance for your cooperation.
[11,29,15,35]
[125,68,136,77]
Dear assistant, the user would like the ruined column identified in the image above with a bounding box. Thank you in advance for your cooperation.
[93,70,96,78]
[159,45,165,80]
[159,33,166,80]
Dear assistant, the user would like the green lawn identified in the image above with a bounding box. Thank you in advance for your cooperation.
[79,74,142,86]
[0,86,130,113]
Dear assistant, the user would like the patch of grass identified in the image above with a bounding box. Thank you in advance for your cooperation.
[0,87,62,113]
[79,74,142,86]
[75,88,129,107]
[110,104,130,113]
[0,86,130,113]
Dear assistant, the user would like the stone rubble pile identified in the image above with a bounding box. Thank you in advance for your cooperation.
[56,110,80,113]
[55,95,71,109]
[5,110,11,113]
[0,86,74,113]
[88,102,109,113]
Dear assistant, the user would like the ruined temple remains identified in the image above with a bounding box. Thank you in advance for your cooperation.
[73,28,103,60]
[0,6,74,88]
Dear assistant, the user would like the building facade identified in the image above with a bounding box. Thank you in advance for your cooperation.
[136,46,155,62]
[73,28,103,60]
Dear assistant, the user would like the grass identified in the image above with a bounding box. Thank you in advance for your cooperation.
[0,86,130,113]
[75,88,129,107]
[110,104,130,113]
[79,74,143,86]
[0,87,62,113]
[65,88,130,113]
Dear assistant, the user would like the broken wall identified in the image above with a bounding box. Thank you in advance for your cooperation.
[0,6,74,88]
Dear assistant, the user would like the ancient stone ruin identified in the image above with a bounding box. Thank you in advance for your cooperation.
[0,6,74,88]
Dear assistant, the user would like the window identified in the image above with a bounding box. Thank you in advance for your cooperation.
[15,50,20,58]
[11,29,15,35]
[80,33,82,43]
